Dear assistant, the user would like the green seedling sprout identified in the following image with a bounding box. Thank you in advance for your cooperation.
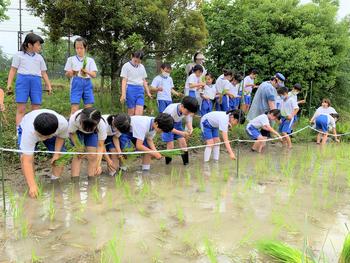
[176,205,185,225]
[54,134,85,166]
[161,149,183,158]
[92,183,101,203]
[48,188,55,222]
[31,249,43,263]
[204,238,218,263]
[339,234,350,263]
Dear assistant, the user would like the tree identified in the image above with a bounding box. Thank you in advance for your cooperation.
[41,38,69,78]
[202,0,350,111]
[26,0,208,100]
[0,0,9,22]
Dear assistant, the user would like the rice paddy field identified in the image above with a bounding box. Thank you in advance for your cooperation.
[1,143,350,262]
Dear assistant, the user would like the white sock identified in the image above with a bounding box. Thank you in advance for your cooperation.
[50,174,59,180]
[204,147,212,162]
[142,164,151,171]
[213,146,220,161]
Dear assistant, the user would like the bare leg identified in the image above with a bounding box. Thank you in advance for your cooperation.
[128,108,135,116]
[321,134,328,145]
[134,105,144,116]
[316,132,322,144]
[16,103,27,127]
[166,141,174,150]
[52,164,64,177]
[84,104,93,108]
[71,156,82,177]
[31,104,40,111]
[71,104,80,115]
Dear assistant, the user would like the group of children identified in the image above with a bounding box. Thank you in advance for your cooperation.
[3,33,341,198]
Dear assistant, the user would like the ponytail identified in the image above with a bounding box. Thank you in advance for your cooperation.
[226,109,246,124]
[76,107,102,133]
[20,33,44,52]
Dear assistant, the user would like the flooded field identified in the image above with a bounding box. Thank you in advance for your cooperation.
[1,144,350,262]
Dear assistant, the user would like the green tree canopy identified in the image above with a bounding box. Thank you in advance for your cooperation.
[27,0,208,95]
[202,0,350,110]
[0,0,9,22]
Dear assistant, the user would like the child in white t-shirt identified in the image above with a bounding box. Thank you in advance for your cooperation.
[200,73,216,116]
[242,69,258,113]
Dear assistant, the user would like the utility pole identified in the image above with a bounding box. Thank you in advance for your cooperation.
[18,0,23,50]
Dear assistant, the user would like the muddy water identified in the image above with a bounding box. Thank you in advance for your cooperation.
[1,144,350,262]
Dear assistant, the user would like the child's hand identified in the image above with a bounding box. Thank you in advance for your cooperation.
[299,100,306,104]
[95,166,102,176]
[182,131,190,139]
[120,94,126,103]
[147,91,153,99]
[287,115,293,120]
[51,153,60,165]
[46,85,52,95]
[29,184,39,198]
[229,153,236,160]
[335,138,340,143]
[157,87,163,92]
[154,152,162,160]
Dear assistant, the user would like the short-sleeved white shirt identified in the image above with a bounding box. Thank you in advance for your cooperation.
[68,109,107,141]
[151,75,174,101]
[280,97,299,117]
[12,51,47,77]
[185,73,202,92]
[201,111,230,132]
[130,116,156,141]
[288,92,298,104]
[163,103,192,125]
[64,56,98,78]
[216,77,231,94]
[19,109,68,155]
[120,61,147,86]
[313,106,337,119]
[229,83,239,97]
[102,115,121,137]
[247,114,270,129]
[243,75,254,94]
[325,114,336,129]
[203,84,216,100]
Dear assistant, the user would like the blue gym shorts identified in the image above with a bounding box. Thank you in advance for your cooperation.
[126,84,144,109]
[70,76,94,105]
[15,74,42,104]
[201,119,219,140]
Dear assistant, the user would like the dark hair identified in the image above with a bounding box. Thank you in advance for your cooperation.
[20,33,44,52]
[233,73,243,82]
[112,113,131,134]
[322,98,331,107]
[226,109,246,124]
[132,50,144,60]
[250,68,258,75]
[293,83,302,91]
[155,113,174,133]
[223,69,233,77]
[277,87,288,95]
[268,109,281,120]
[192,64,203,73]
[74,37,88,49]
[182,96,199,113]
[205,72,216,84]
[76,107,102,133]
[34,113,58,136]
[330,113,339,121]
[160,63,172,70]
[193,52,203,62]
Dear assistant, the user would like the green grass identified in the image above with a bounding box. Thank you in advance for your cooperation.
[48,188,56,222]
[339,234,350,263]
[100,234,122,263]
[204,238,218,263]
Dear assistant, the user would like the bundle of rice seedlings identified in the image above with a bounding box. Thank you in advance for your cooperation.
[122,146,139,165]
[339,234,350,263]
[54,134,85,167]
[161,149,183,158]
[81,57,87,77]
[257,240,315,263]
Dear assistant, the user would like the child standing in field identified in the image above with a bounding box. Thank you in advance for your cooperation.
[242,69,258,113]
[200,73,216,116]
[64,37,98,115]
[120,51,152,116]
[7,33,52,127]
[277,87,299,149]
[18,109,68,198]
[162,96,199,165]
[150,63,181,113]
[185,64,206,98]
[215,69,233,111]
[228,73,242,110]
[246,109,282,153]
[68,107,107,178]
[115,113,174,171]
[201,109,245,162]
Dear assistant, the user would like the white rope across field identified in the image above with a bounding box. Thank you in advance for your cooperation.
[0,125,347,156]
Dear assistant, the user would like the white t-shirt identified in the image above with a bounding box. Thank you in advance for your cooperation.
[102,115,121,137]
[185,73,202,92]
[19,109,68,155]
[280,97,299,117]
[163,103,191,124]
[201,111,230,132]
[203,84,216,100]
[243,75,254,94]
[68,109,107,141]
[247,114,270,129]
[130,116,156,141]
[120,61,147,86]
[325,114,336,130]
[151,75,174,101]
[229,83,239,97]
[288,92,298,104]
[216,77,231,94]
[313,106,337,119]
[12,51,47,77]
[64,56,98,78]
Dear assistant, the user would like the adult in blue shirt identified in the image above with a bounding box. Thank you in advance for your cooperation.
[247,73,286,122]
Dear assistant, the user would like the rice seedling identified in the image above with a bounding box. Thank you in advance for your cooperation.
[204,238,218,263]
[100,234,122,263]
[35,175,44,199]
[115,169,123,189]
[339,234,350,263]
[91,225,97,239]
[54,134,85,167]
[161,149,183,158]
[256,240,315,263]
[121,146,140,167]
[48,188,55,222]
[92,183,101,203]
[176,205,185,225]
[31,249,43,263]
[185,170,191,186]
[123,182,134,202]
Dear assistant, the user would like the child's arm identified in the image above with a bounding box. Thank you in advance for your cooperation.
[21,154,38,198]
[171,88,181,97]
[149,85,162,93]
[263,125,282,140]
[81,69,97,78]
[7,67,17,94]
[333,128,340,142]
[136,138,162,159]
[288,108,299,120]
[221,131,235,160]
[120,78,127,102]
[189,82,205,89]
[95,140,106,175]
[50,137,65,165]
[143,79,152,98]
[297,99,306,105]
[41,71,52,95]
[0,89,4,111]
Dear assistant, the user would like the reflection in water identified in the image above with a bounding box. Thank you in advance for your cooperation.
[0,144,349,262]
